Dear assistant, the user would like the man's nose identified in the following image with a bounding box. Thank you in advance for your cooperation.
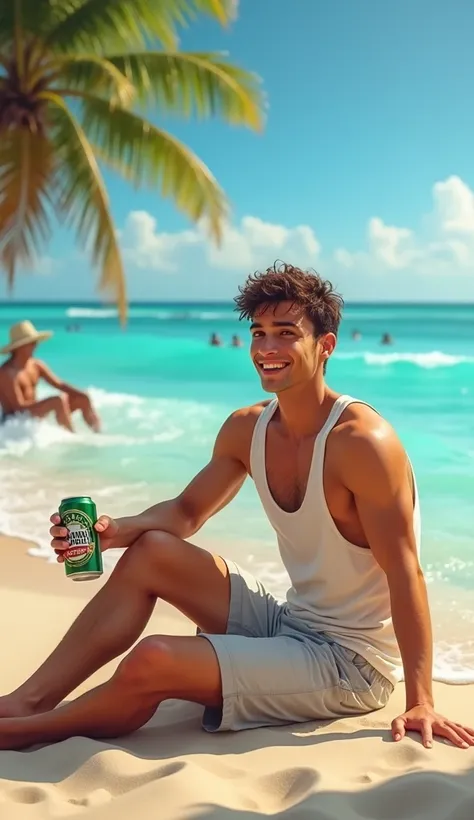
[258,337,279,355]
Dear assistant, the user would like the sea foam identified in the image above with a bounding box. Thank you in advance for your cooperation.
[336,350,474,368]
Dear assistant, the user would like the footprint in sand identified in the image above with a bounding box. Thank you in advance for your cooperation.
[6,785,48,804]
[256,766,319,811]
[68,788,112,808]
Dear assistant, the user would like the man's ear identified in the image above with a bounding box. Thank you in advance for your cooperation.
[320,332,337,364]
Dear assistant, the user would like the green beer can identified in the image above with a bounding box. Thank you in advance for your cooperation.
[59,496,103,581]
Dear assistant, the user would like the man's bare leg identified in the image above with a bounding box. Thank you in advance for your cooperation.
[0,531,230,718]
[68,393,101,432]
[28,395,74,432]
[0,636,221,750]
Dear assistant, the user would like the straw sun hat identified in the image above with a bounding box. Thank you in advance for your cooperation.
[0,320,53,355]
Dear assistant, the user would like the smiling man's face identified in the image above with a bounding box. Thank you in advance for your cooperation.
[250,301,327,394]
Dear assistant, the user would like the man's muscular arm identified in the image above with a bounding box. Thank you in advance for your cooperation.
[339,416,433,707]
[110,408,254,547]
[338,410,474,749]
[36,361,85,396]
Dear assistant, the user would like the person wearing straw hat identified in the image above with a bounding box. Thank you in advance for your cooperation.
[0,320,100,432]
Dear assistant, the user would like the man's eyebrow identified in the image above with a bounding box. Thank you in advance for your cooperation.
[249,321,299,330]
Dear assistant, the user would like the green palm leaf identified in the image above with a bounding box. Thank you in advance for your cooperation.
[0,0,264,319]
[54,55,134,106]
[108,51,264,128]
[46,93,127,321]
[46,0,237,53]
[82,96,227,241]
[0,0,80,46]
[0,130,54,286]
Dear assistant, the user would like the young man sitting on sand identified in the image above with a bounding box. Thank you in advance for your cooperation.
[0,263,472,751]
[0,320,100,432]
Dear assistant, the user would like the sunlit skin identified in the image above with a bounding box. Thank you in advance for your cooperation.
[0,341,101,432]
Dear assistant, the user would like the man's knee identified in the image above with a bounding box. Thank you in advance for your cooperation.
[72,393,91,411]
[118,530,185,580]
[54,393,70,411]
[117,636,174,691]
[137,529,177,554]
[112,531,230,634]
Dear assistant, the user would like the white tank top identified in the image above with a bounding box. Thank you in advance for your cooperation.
[250,394,421,685]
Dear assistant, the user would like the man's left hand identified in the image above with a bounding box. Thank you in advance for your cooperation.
[392,705,474,749]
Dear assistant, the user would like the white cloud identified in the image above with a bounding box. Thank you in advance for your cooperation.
[121,176,474,285]
[333,175,474,276]
[208,216,320,270]
[120,211,321,273]
[112,174,474,301]
[433,176,474,234]
[6,175,474,302]
[368,217,415,269]
[120,211,199,272]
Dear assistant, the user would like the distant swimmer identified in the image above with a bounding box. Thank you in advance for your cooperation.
[351,330,362,341]
[0,321,101,433]
[230,334,243,347]
[381,333,393,346]
[209,332,223,347]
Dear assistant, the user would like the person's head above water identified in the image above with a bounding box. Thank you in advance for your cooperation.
[234,261,343,395]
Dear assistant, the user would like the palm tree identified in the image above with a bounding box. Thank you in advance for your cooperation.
[0,0,264,321]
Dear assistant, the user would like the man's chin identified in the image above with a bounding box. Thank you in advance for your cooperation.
[260,382,276,394]
[260,377,290,394]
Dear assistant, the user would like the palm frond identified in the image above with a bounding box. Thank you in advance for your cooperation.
[45,0,237,53]
[46,92,127,322]
[0,130,54,288]
[81,96,228,242]
[108,51,264,129]
[53,54,134,107]
[0,0,81,47]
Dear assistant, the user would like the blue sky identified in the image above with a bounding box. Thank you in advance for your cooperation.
[3,0,474,303]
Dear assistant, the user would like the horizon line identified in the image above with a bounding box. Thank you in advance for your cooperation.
[1,299,474,308]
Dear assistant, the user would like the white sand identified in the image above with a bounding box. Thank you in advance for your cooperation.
[0,536,473,819]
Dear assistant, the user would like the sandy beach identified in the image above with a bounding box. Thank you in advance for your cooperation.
[0,536,472,819]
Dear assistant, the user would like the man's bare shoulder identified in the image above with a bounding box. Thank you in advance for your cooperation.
[334,401,396,440]
[230,399,272,422]
[31,358,45,374]
[216,400,272,462]
[330,402,408,478]
[223,400,271,435]
[0,358,40,377]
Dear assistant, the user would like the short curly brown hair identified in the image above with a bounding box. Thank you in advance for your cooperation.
[234,261,344,338]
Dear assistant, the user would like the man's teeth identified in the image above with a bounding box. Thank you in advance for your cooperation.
[262,363,287,370]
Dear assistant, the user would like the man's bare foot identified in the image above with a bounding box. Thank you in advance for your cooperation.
[0,717,35,750]
[91,416,101,433]
[84,409,101,433]
[0,694,38,719]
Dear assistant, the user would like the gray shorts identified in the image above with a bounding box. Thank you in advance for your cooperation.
[199,560,394,732]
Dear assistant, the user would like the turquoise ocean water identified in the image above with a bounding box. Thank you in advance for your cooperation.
[1,301,473,681]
